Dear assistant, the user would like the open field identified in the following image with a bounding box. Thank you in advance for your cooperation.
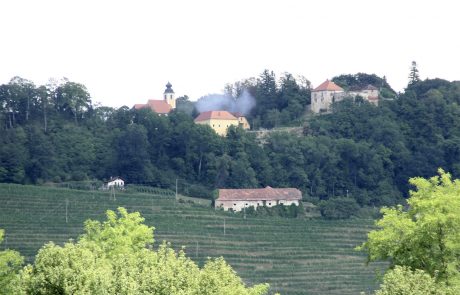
[0,183,386,295]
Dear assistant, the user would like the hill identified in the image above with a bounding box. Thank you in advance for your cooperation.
[0,184,386,295]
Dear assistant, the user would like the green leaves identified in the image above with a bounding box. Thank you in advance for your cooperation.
[15,208,270,295]
[0,229,24,295]
[358,170,460,292]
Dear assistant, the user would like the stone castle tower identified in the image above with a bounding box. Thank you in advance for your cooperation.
[164,82,176,109]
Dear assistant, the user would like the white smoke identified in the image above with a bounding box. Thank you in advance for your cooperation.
[195,90,256,115]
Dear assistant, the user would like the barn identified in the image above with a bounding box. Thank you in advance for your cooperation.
[215,186,302,212]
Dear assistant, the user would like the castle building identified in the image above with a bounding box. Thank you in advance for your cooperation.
[133,82,176,115]
[311,80,380,113]
[311,80,344,113]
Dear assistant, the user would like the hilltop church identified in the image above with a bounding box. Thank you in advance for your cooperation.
[134,82,176,115]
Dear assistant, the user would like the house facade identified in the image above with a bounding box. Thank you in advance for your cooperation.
[107,177,124,188]
[215,186,302,212]
[194,110,240,136]
[311,80,380,113]
[232,113,251,130]
[133,82,176,115]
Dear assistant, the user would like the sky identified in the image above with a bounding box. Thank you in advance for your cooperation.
[0,0,458,108]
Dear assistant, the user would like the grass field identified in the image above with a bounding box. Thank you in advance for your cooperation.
[0,183,386,295]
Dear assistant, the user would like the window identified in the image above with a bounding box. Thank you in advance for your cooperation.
[268,202,271,206]
[233,203,236,206]
[245,203,248,206]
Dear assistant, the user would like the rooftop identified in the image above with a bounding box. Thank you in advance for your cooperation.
[194,110,238,122]
[134,100,172,114]
[217,186,302,201]
[313,80,344,92]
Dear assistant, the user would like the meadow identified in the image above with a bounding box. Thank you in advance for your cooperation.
[0,183,386,295]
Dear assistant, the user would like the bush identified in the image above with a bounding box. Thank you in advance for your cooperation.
[319,197,360,219]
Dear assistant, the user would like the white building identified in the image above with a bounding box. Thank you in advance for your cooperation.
[311,80,380,113]
[215,186,302,212]
[107,177,124,188]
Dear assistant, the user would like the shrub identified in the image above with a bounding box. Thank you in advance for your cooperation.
[319,197,360,219]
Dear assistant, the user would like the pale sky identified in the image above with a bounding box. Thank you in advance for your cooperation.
[0,0,458,108]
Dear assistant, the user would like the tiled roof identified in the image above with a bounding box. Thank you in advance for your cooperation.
[134,100,172,114]
[133,104,147,110]
[313,80,344,92]
[194,110,237,122]
[217,186,302,201]
[231,112,244,118]
[147,100,172,114]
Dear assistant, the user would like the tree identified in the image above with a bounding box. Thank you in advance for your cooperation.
[374,266,455,295]
[0,229,23,295]
[15,208,270,295]
[358,169,460,286]
[55,81,92,124]
[408,61,421,87]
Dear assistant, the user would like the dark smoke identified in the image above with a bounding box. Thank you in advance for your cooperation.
[195,90,256,115]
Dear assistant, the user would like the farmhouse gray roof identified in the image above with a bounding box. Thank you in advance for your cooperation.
[218,186,302,201]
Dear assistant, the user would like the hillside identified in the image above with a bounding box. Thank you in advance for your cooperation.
[0,184,386,295]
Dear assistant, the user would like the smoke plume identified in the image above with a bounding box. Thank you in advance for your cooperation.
[195,90,256,115]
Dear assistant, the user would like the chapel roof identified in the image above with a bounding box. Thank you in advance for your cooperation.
[133,100,172,114]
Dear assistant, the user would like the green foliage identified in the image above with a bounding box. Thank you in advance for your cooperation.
[243,203,303,218]
[408,61,421,87]
[0,229,24,295]
[2,74,460,211]
[374,266,456,295]
[15,207,270,295]
[332,73,395,96]
[319,198,360,219]
[358,170,460,287]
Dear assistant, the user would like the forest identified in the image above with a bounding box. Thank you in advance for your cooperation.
[1,70,460,216]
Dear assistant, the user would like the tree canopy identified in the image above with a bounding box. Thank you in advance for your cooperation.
[358,170,460,294]
[14,208,270,295]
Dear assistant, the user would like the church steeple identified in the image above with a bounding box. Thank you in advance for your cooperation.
[163,82,176,109]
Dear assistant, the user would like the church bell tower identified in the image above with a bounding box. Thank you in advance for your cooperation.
[164,82,176,109]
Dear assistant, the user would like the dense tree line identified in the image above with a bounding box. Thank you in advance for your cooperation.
[224,70,311,128]
[1,74,460,211]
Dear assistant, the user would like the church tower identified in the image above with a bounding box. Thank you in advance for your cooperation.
[164,82,176,109]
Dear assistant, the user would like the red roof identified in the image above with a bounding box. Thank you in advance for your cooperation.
[194,110,237,122]
[133,100,171,114]
[218,186,302,201]
[313,80,344,92]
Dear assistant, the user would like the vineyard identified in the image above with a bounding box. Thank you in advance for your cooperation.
[0,183,386,295]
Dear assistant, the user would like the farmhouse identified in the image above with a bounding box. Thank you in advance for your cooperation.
[107,177,124,188]
[133,82,176,115]
[311,79,380,113]
[215,186,302,212]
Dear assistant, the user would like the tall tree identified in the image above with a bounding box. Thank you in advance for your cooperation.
[408,61,421,87]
